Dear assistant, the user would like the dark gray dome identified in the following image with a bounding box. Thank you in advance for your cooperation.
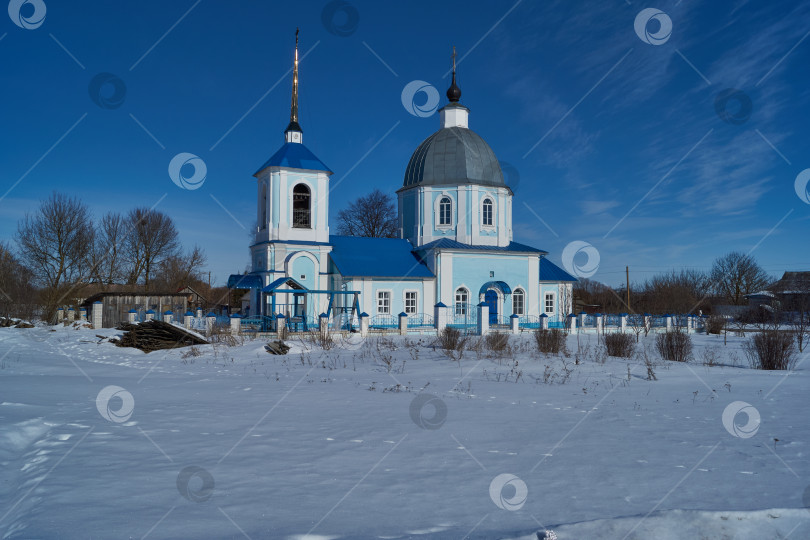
[403,127,505,188]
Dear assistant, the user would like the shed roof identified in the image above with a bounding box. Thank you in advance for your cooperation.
[329,235,433,279]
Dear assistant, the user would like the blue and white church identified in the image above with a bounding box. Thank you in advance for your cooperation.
[228,38,576,328]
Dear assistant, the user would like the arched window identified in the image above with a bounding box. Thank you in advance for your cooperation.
[513,288,525,315]
[455,287,468,316]
[439,196,452,226]
[292,184,311,228]
[482,198,493,226]
[261,184,267,227]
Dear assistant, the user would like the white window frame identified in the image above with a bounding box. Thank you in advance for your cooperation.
[545,292,555,314]
[455,287,469,316]
[434,193,454,228]
[513,288,525,316]
[403,290,418,315]
[377,290,392,315]
[481,197,494,227]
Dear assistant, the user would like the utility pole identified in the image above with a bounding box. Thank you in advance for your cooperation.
[626,266,630,311]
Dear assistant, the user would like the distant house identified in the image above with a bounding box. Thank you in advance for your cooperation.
[745,271,810,311]
[177,285,207,308]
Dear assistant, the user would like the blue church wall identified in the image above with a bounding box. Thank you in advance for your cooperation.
[448,252,535,315]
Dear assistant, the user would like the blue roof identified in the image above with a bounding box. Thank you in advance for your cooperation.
[227,274,263,289]
[263,277,307,292]
[255,143,332,175]
[329,235,433,279]
[418,238,547,254]
[539,258,578,282]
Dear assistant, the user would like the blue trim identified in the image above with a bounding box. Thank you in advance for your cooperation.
[399,312,408,317]
[479,280,512,296]
[360,312,369,317]
[254,142,333,174]
[146,309,155,314]
[539,313,548,318]
[263,276,308,292]
[435,302,447,308]
[230,314,242,319]
[419,238,547,254]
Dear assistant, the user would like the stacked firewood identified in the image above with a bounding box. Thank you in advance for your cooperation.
[264,340,290,355]
[115,320,208,353]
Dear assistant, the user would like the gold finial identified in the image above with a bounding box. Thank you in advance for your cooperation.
[290,28,299,126]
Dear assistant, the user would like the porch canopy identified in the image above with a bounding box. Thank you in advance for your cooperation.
[227,274,263,289]
[259,276,361,321]
[479,280,512,296]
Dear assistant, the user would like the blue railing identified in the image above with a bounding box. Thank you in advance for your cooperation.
[407,313,434,328]
[370,315,398,329]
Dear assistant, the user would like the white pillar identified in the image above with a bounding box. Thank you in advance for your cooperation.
[145,310,155,321]
[230,314,241,335]
[510,314,519,334]
[595,313,603,334]
[164,311,173,324]
[196,307,203,319]
[66,308,75,323]
[398,312,408,336]
[568,314,577,335]
[92,301,103,329]
[127,310,137,324]
[477,304,489,336]
[620,313,627,333]
[184,311,193,329]
[206,313,216,333]
[665,314,672,331]
[644,314,651,332]
[434,302,448,334]
[540,313,549,330]
[79,308,87,321]
[578,312,586,329]
[56,307,64,324]
[359,312,369,336]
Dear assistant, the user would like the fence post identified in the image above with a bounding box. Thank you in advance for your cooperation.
[55,307,64,324]
[196,307,203,319]
[398,312,408,336]
[319,313,329,338]
[164,310,173,324]
[206,312,216,334]
[184,311,193,329]
[145,309,155,321]
[359,312,369,336]
[510,314,519,334]
[664,314,672,331]
[92,301,103,329]
[644,313,651,333]
[276,314,286,334]
[578,311,586,329]
[66,308,75,323]
[540,313,549,330]
[477,303,489,336]
[434,302,448,334]
[619,313,627,333]
[79,307,87,321]
[230,314,241,335]
[568,313,577,335]
[128,309,137,324]
[595,313,603,334]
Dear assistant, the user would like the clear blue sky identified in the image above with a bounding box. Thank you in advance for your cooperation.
[2,0,809,287]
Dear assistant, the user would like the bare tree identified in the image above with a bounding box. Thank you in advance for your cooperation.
[152,245,207,292]
[710,252,771,305]
[0,243,35,319]
[335,189,398,238]
[123,208,180,289]
[96,212,126,286]
[15,193,94,317]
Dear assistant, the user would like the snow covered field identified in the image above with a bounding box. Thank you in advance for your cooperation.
[1,324,808,539]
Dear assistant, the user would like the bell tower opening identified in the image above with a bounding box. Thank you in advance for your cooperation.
[292,184,311,228]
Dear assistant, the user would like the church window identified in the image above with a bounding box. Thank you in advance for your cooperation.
[404,291,417,314]
[513,288,525,315]
[482,198,493,226]
[261,184,268,227]
[439,196,452,226]
[455,287,468,315]
[545,293,555,313]
[292,184,311,228]
[377,291,391,314]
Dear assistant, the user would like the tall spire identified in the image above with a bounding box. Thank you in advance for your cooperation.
[446,46,461,103]
[285,28,303,143]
